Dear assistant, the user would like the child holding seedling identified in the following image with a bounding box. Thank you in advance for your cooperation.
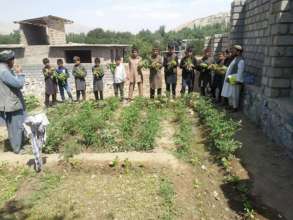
[180,47,197,95]
[198,48,213,96]
[72,56,87,101]
[128,47,143,100]
[56,59,73,102]
[42,58,58,107]
[113,56,126,101]
[163,43,178,98]
[149,46,163,99]
[210,52,227,103]
[92,57,104,101]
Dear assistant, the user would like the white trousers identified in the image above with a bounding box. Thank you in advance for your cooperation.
[228,84,241,109]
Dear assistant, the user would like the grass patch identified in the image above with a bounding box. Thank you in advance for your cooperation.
[0,163,32,207]
[159,178,176,220]
[24,171,63,207]
[1,165,177,220]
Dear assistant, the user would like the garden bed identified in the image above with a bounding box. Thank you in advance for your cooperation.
[45,97,165,157]
[0,96,283,220]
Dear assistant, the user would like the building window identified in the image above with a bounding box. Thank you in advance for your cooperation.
[65,50,92,63]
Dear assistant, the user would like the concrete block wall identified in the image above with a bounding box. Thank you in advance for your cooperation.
[229,0,271,86]
[230,0,293,97]
[229,0,293,155]
[261,0,293,98]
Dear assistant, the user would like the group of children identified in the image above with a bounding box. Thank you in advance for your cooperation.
[198,45,245,112]
[42,43,244,112]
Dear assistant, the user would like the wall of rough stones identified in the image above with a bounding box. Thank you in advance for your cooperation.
[22,64,117,99]
[22,64,184,101]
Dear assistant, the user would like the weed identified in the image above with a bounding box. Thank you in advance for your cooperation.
[109,156,119,168]
[122,158,132,174]
[24,95,40,112]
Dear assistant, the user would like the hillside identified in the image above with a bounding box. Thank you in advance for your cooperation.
[174,12,230,31]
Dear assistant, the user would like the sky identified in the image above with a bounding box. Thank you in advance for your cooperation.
[0,0,232,33]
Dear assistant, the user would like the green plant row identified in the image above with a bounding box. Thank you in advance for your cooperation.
[134,104,161,151]
[193,96,242,159]
[174,100,193,156]
[120,97,146,139]
[45,97,120,154]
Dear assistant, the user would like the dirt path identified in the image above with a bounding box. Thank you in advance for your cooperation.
[154,118,177,153]
[0,152,183,170]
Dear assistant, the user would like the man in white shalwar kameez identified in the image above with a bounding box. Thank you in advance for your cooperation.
[221,45,245,112]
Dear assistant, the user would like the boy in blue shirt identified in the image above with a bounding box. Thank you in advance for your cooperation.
[56,59,73,102]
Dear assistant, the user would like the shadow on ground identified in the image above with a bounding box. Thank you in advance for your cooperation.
[195,110,291,220]
[227,111,292,220]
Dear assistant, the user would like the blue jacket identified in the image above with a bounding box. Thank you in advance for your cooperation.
[0,63,25,112]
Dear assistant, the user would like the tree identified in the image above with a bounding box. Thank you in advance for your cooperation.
[0,31,20,44]
[1,23,228,57]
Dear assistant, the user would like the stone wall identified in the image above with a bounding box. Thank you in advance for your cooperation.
[22,64,115,99]
[21,65,184,101]
[243,85,293,155]
[231,0,293,155]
